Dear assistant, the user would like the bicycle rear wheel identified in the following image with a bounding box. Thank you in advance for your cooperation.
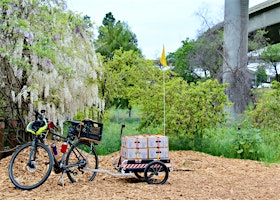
[8,142,53,190]
[65,140,98,183]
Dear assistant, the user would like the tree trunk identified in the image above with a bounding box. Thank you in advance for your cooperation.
[223,0,253,120]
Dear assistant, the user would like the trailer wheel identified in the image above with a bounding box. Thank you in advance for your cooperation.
[144,161,168,184]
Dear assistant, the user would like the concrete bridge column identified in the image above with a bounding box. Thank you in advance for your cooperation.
[223,0,252,120]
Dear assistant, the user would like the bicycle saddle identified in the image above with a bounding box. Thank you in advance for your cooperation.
[65,120,80,126]
[26,119,47,135]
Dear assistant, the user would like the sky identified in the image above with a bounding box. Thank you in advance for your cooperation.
[67,0,266,60]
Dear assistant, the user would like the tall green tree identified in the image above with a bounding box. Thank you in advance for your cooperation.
[95,12,141,60]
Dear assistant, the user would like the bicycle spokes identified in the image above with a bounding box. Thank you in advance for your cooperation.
[9,142,53,190]
[66,141,98,183]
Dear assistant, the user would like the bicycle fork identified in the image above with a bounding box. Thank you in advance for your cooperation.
[26,140,38,171]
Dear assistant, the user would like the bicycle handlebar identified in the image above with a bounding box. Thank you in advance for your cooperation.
[33,109,44,121]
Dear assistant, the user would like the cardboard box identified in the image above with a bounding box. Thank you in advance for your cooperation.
[121,147,148,159]
[122,135,147,149]
[148,147,169,159]
[120,135,170,160]
[147,135,168,148]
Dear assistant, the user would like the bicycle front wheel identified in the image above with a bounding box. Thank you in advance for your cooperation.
[8,142,53,190]
[66,141,98,183]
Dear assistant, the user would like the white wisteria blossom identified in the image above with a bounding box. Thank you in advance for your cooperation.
[0,0,104,126]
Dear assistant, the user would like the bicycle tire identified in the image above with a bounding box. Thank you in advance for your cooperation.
[65,140,98,183]
[8,142,53,190]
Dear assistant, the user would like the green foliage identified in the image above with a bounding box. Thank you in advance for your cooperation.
[202,124,280,163]
[98,49,154,114]
[95,12,148,118]
[95,12,141,59]
[258,128,280,163]
[261,43,280,63]
[96,107,144,155]
[169,30,223,82]
[192,30,224,81]
[246,81,280,131]
[169,29,271,84]
[96,122,123,155]
[261,43,280,82]
[167,38,196,81]
[133,75,229,149]
[30,39,57,62]
[233,124,263,160]
[0,0,102,123]
[248,29,269,51]
[96,108,280,163]
[202,126,237,158]
[255,66,268,87]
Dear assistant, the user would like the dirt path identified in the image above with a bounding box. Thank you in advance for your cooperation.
[1,150,280,200]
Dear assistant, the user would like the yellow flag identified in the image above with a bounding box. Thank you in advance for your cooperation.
[160,45,167,67]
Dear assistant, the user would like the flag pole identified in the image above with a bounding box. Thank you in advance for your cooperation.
[163,66,166,136]
[160,45,167,136]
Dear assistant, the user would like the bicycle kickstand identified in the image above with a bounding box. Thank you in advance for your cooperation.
[57,171,65,187]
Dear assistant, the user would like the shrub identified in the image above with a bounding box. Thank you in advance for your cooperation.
[233,126,263,160]
[246,81,280,131]
[134,78,229,149]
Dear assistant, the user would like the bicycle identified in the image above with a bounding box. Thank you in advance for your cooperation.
[8,110,102,190]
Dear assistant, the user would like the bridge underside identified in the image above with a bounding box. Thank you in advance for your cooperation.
[249,22,280,48]
[266,23,280,44]
[248,1,280,46]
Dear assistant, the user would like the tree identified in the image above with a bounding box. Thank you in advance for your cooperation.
[95,12,141,60]
[223,0,254,120]
[98,49,154,117]
[167,38,196,82]
[0,0,103,127]
[191,28,224,82]
[255,66,268,87]
[261,43,280,82]
[248,29,270,52]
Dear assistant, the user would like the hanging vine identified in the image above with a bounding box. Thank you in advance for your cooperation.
[0,0,103,127]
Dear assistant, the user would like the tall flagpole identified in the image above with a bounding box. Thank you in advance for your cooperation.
[160,45,167,136]
[163,67,166,136]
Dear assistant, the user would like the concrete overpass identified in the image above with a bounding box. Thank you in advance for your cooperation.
[247,0,280,85]
[249,0,280,44]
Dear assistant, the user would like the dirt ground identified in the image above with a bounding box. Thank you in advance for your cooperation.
[1,147,280,200]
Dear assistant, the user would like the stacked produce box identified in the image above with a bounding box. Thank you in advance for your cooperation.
[121,135,169,161]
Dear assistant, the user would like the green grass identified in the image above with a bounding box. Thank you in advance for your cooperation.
[96,108,146,155]
[96,108,162,155]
